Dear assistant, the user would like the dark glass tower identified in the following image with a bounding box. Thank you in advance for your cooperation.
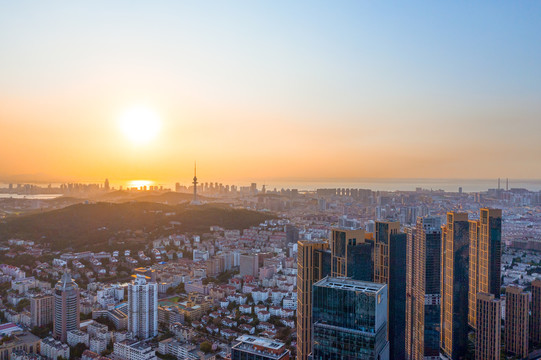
[331,227,373,282]
[312,277,389,360]
[374,221,407,360]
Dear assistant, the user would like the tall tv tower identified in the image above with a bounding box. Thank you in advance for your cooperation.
[190,162,201,205]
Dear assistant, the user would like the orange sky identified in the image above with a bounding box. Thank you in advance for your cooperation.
[1,2,541,184]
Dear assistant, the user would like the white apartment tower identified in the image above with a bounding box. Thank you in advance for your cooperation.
[128,273,158,340]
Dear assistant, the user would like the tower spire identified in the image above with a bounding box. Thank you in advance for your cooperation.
[191,161,201,205]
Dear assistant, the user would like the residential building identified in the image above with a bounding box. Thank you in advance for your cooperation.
[30,295,53,328]
[40,337,70,360]
[240,254,259,277]
[0,332,40,360]
[296,240,330,360]
[469,208,502,329]
[440,212,470,360]
[113,340,157,360]
[128,274,158,340]
[505,286,529,358]
[406,216,442,360]
[475,293,501,360]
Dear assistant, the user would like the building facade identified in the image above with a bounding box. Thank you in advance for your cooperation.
[53,272,80,343]
[406,216,441,360]
[30,294,53,328]
[468,208,502,329]
[330,227,372,281]
[311,277,389,360]
[296,240,329,360]
[505,286,529,358]
[374,221,406,360]
[128,274,158,340]
[239,254,259,277]
[440,212,470,360]
[475,293,500,360]
[531,279,541,346]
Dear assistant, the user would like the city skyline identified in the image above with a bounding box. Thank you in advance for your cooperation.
[2,1,541,182]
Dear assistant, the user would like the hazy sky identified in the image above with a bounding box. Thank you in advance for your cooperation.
[1,1,540,184]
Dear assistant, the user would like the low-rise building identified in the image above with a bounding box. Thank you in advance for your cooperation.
[40,337,70,360]
[113,340,157,360]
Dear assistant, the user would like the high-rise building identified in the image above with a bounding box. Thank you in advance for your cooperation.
[239,254,259,277]
[128,274,158,340]
[53,271,80,342]
[374,221,407,359]
[532,279,541,346]
[405,226,416,360]
[311,277,389,360]
[475,293,501,360]
[406,216,442,360]
[505,286,529,358]
[296,240,330,360]
[330,227,373,281]
[104,178,110,191]
[468,208,502,329]
[231,335,290,360]
[440,212,470,360]
[31,294,54,327]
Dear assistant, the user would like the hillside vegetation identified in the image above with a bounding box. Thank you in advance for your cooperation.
[0,202,273,251]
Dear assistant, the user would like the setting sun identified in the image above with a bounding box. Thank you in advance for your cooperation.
[118,106,162,144]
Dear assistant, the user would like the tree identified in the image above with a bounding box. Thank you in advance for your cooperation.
[70,343,88,358]
[200,341,212,354]
[30,324,52,338]
[16,298,30,312]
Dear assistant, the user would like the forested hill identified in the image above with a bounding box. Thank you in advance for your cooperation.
[0,202,273,251]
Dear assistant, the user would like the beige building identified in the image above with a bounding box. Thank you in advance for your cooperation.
[30,294,53,327]
[505,286,529,358]
[468,208,502,329]
[0,332,40,360]
[476,293,501,360]
[440,212,470,360]
[296,239,328,360]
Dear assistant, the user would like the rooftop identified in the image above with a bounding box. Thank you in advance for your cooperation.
[234,334,285,350]
[314,276,385,293]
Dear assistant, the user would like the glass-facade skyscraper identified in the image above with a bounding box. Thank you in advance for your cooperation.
[296,240,331,360]
[405,216,442,360]
[468,208,502,329]
[374,221,407,359]
[440,212,470,360]
[312,277,389,360]
[331,227,373,281]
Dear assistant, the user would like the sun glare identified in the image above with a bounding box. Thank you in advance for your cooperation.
[128,180,154,189]
[119,106,161,144]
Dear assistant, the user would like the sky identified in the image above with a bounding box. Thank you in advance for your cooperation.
[1,1,540,185]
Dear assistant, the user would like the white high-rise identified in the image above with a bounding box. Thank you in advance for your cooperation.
[128,273,158,339]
